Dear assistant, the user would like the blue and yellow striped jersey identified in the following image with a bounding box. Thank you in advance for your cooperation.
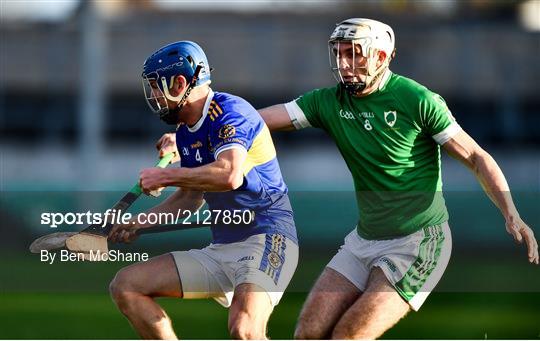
[176,90,297,244]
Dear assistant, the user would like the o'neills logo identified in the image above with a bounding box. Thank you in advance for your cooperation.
[190,141,203,149]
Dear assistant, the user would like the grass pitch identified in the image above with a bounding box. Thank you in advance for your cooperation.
[0,292,539,339]
[2,249,540,339]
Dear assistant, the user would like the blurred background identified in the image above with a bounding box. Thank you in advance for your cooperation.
[1,0,539,339]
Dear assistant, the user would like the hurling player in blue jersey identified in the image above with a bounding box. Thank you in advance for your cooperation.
[108,41,298,340]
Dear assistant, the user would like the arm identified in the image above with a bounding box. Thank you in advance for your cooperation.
[139,148,246,193]
[136,188,204,227]
[258,104,296,131]
[442,129,538,264]
[109,188,204,243]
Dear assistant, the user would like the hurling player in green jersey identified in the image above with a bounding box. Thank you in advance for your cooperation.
[258,18,538,339]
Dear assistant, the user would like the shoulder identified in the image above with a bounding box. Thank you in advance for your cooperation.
[209,91,262,129]
[390,73,434,98]
[388,73,444,106]
[212,91,256,114]
[294,86,340,120]
[297,85,339,102]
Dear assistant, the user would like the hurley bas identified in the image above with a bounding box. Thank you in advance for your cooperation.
[40,249,149,264]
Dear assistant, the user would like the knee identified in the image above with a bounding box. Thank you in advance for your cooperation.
[109,269,128,301]
[293,325,310,339]
[229,324,260,340]
[229,313,265,340]
[331,326,371,340]
[294,322,323,339]
[294,314,329,339]
[331,330,354,340]
[109,269,137,313]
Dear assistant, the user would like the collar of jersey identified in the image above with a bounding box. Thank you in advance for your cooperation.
[350,69,392,100]
[187,88,214,133]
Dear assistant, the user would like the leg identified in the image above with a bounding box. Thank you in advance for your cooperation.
[109,253,181,339]
[294,267,362,339]
[331,267,410,339]
[228,283,274,340]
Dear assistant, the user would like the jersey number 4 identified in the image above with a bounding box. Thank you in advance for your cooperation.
[195,149,203,163]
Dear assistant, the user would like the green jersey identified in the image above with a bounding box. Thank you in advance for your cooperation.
[286,71,461,239]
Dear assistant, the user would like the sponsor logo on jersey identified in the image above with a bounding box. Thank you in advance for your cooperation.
[214,137,246,152]
[218,124,236,139]
[190,141,203,149]
[384,111,397,127]
[339,109,355,120]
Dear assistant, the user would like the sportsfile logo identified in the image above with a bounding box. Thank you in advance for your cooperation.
[40,209,256,228]
[41,209,132,228]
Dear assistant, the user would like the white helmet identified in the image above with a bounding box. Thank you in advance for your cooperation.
[329,18,395,95]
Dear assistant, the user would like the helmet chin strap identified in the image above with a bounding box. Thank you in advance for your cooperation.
[160,107,182,125]
[158,65,203,125]
[343,81,366,95]
[343,62,387,96]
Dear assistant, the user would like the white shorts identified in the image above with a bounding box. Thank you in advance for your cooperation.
[327,222,452,311]
[171,233,298,308]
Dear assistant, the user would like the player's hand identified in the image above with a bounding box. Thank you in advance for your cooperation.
[156,133,180,163]
[108,220,140,243]
[139,168,167,195]
[505,216,538,264]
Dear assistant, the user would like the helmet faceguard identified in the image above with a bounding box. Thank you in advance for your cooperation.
[142,72,168,116]
[141,41,211,125]
[142,65,203,125]
[328,18,395,95]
